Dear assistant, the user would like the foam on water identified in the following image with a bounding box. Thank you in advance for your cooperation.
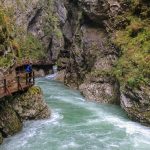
[45,73,57,80]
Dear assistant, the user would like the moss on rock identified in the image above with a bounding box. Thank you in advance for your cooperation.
[0,105,22,137]
[112,0,150,88]
[0,6,15,69]
[11,86,51,120]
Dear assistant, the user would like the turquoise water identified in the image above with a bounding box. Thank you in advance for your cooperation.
[1,78,150,150]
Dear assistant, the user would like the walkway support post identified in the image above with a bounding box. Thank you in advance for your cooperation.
[17,75,20,90]
[33,71,35,85]
[4,78,7,93]
[26,73,28,85]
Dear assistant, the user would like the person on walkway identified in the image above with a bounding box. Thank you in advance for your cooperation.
[25,62,32,83]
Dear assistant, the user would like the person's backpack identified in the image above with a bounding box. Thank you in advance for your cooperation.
[25,65,32,73]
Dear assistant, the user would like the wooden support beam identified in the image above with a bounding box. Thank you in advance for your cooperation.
[33,71,35,85]
[6,87,11,96]
[17,75,23,91]
[4,78,7,93]
[3,78,11,96]
[26,73,28,85]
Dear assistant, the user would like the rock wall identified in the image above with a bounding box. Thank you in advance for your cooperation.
[61,0,121,105]
[11,86,50,120]
[0,105,22,137]
[0,86,50,144]
[121,86,150,126]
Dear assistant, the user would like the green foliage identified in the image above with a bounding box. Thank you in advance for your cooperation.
[28,86,42,95]
[0,53,14,68]
[0,5,46,69]
[43,0,63,39]
[112,2,150,88]
[18,34,46,61]
[0,7,15,68]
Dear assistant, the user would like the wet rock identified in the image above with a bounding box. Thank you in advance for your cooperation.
[0,105,22,137]
[63,21,73,42]
[78,0,109,24]
[79,76,120,104]
[11,86,51,120]
[0,85,50,144]
[34,69,45,77]
[54,0,67,25]
[50,34,64,62]
[77,0,121,24]
[121,86,150,126]
[55,70,66,82]
[65,23,119,103]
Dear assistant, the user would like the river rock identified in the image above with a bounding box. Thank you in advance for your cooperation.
[0,132,3,144]
[121,86,150,126]
[55,70,66,82]
[11,86,51,120]
[0,105,22,137]
[79,75,120,104]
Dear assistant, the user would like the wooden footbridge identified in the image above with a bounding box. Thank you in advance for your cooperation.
[0,72,35,99]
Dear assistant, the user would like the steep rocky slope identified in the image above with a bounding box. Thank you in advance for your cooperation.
[113,0,150,125]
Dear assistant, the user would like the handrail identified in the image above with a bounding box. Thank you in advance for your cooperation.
[0,71,35,99]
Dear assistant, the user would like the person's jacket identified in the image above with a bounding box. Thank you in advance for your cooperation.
[25,65,32,73]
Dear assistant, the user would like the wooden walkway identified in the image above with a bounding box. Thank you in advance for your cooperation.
[0,72,35,99]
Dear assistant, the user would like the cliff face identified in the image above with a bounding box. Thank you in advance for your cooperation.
[0,0,68,75]
[63,0,121,104]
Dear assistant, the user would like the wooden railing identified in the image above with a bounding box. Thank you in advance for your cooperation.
[0,72,35,99]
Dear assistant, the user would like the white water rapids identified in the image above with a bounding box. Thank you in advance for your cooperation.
[0,77,150,150]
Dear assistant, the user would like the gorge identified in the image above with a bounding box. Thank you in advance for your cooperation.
[1,78,150,149]
[0,0,150,148]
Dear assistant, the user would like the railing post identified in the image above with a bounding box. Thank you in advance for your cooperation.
[17,75,20,90]
[4,78,7,93]
[33,71,35,84]
[26,73,28,85]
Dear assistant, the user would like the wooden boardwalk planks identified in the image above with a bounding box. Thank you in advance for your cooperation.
[0,72,35,99]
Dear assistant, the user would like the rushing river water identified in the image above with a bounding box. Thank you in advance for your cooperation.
[1,78,150,150]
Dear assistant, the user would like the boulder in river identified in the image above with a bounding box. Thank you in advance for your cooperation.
[0,105,22,137]
[0,85,51,144]
[121,86,150,126]
[11,86,51,121]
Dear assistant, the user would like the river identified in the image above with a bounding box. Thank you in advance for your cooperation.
[1,78,150,150]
